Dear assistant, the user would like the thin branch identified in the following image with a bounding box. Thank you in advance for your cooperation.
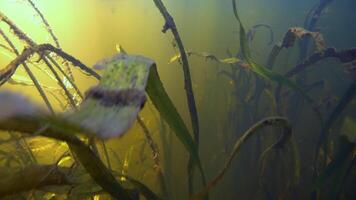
[37,44,100,79]
[26,0,60,48]
[0,28,54,113]
[46,55,84,99]
[0,11,37,46]
[41,56,77,109]
[0,11,96,79]
[152,0,199,145]
[275,48,356,102]
[285,48,356,78]
[0,43,13,53]
[26,0,74,80]
[137,116,168,198]
[0,30,45,164]
[0,43,100,86]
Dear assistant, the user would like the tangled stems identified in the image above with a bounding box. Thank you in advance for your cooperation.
[0,43,100,86]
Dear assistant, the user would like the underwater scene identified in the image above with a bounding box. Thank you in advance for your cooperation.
[0,0,355,199]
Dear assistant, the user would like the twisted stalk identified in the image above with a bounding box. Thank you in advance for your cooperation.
[151,0,204,194]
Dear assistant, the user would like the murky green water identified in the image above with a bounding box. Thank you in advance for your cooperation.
[0,0,355,199]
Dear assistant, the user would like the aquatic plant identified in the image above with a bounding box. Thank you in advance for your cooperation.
[190,117,294,200]
[151,0,212,196]
[0,1,211,199]
[266,27,326,69]
[0,3,161,199]
[163,0,355,198]
[0,0,355,199]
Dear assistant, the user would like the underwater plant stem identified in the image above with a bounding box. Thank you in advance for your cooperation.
[26,0,75,80]
[0,29,54,113]
[0,116,135,200]
[0,43,13,53]
[190,117,292,200]
[300,0,334,61]
[138,116,168,198]
[0,11,36,47]
[0,28,54,164]
[42,57,77,109]
[0,12,100,79]
[151,0,199,147]
[0,44,100,86]
[0,15,115,198]
[47,56,84,99]
[285,48,356,78]
[313,82,356,173]
[151,0,203,194]
[26,0,60,48]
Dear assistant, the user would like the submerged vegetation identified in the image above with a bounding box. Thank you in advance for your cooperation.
[0,0,355,199]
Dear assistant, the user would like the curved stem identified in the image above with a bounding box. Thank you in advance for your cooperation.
[190,117,292,200]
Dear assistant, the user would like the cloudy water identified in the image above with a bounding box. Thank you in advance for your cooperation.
[0,0,355,199]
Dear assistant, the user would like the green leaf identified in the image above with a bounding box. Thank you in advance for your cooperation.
[146,64,206,183]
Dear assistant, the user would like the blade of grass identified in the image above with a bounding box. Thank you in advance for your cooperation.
[146,64,207,188]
